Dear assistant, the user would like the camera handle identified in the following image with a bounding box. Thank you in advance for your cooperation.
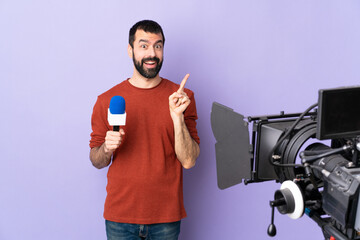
[267,202,278,237]
[267,192,293,237]
[267,181,304,237]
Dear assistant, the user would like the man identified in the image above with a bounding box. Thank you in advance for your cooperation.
[89,20,200,240]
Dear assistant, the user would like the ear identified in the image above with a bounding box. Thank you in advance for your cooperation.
[127,44,133,58]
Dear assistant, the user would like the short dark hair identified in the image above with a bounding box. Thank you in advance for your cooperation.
[129,20,165,48]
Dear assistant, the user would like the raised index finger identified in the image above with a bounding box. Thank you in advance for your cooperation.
[177,74,190,93]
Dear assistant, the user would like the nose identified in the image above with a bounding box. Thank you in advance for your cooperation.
[146,46,156,57]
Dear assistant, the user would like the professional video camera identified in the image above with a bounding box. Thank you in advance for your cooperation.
[211,86,360,240]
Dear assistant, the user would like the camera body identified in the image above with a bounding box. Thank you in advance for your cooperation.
[211,86,360,239]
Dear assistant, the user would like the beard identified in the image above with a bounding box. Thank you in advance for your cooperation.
[133,53,163,79]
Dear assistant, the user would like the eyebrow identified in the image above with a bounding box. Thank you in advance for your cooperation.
[138,39,163,45]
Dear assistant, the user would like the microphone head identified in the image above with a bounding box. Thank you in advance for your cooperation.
[109,96,125,114]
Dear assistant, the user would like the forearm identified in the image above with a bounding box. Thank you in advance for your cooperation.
[173,116,200,169]
[89,143,112,169]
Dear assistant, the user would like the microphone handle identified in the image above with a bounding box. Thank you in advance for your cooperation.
[113,126,120,132]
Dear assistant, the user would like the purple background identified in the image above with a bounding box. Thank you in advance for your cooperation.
[1,1,360,239]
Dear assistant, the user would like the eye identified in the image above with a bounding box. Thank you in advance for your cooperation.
[155,44,162,49]
[141,45,147,49]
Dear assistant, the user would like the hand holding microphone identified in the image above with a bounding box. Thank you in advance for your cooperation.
[104,130,125,153]
[105,96,126,153]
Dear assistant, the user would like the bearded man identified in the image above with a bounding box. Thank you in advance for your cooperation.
[89,20,200,240]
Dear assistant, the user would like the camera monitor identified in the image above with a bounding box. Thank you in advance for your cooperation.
[317,86,360,140]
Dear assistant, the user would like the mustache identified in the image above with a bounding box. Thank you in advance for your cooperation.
[141,57,160,65]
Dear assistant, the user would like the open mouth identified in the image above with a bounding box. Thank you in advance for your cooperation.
[142,58,159,69]
[143,60,157,68]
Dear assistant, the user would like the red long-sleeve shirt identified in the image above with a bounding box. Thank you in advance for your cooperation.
[90,78,200,224]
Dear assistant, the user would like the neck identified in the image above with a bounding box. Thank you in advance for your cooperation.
[129,70,162,89]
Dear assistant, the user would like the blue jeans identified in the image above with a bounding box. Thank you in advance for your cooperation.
[105,220,181,240]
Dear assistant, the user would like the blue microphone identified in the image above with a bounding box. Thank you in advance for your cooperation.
[108,96,126,131]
